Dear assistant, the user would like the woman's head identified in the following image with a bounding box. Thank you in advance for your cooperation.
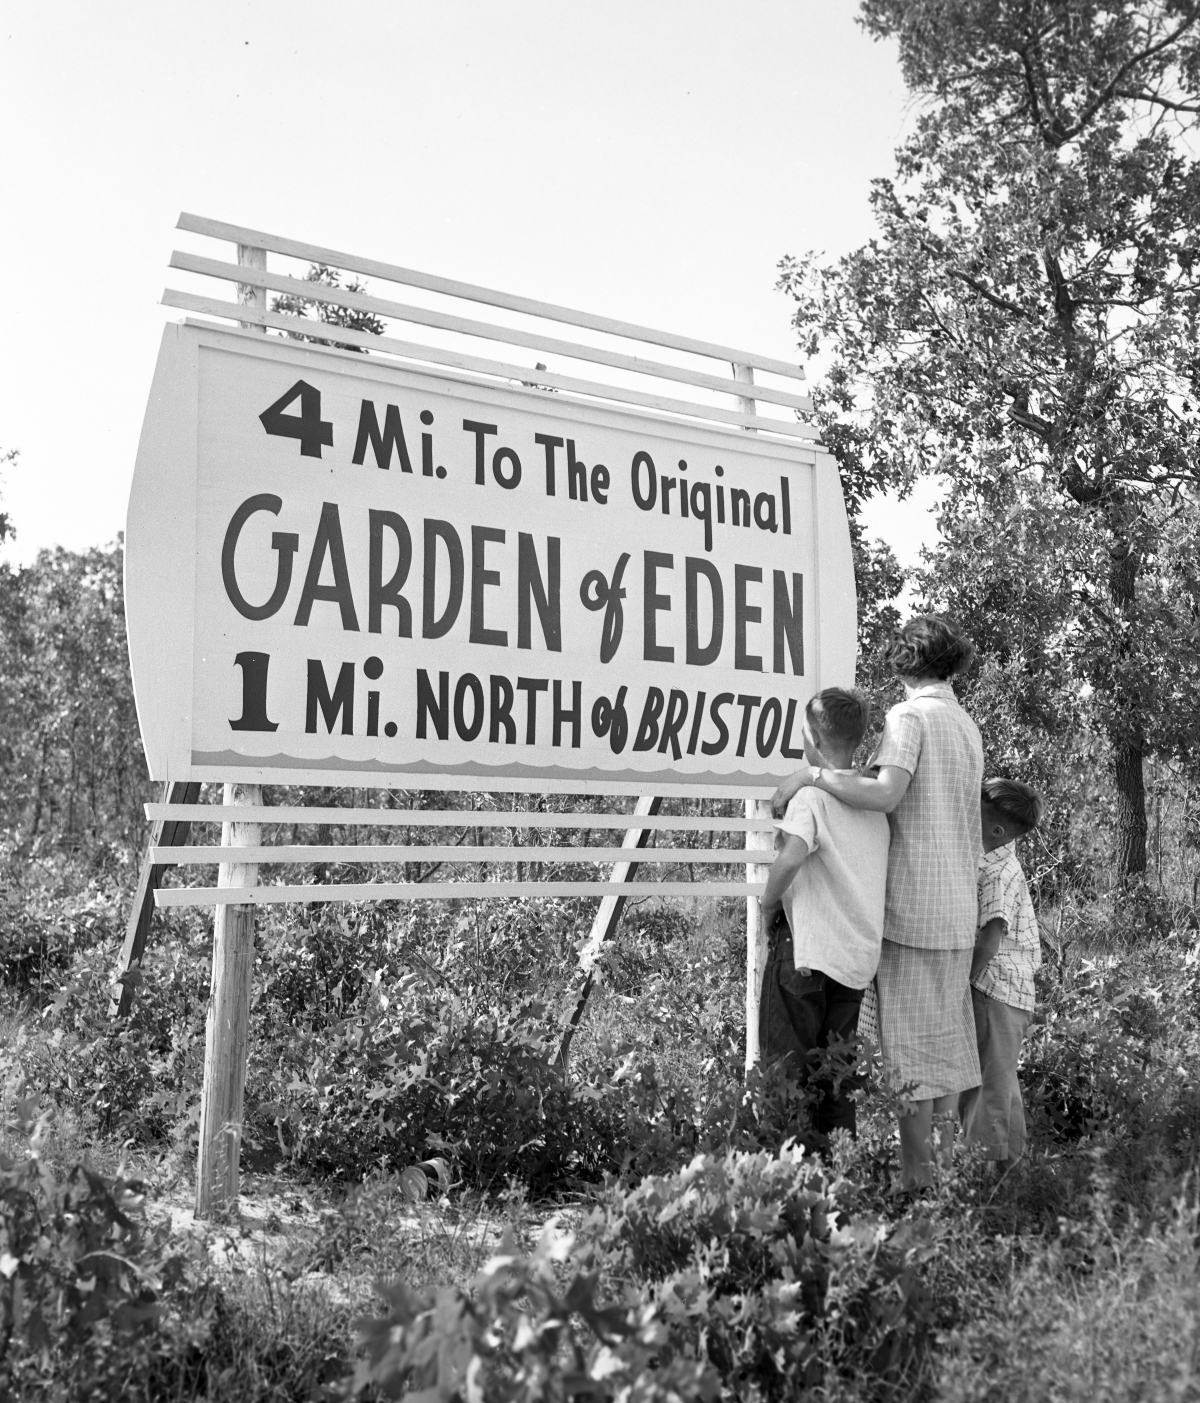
[884,614,976,682]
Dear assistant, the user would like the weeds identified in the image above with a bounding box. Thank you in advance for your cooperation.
[4,886,1200,1399]
[934,1192,1200,1402]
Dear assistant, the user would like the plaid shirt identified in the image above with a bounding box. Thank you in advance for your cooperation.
[973,843,1040,1012]
[870,682,984,950]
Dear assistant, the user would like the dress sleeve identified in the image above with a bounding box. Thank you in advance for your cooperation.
[870,702,923,776]
[778,792,821,852]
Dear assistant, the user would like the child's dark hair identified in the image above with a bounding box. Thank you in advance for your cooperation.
[883,614,976,680]
[982,777,1044,834]
[806,688,870,749]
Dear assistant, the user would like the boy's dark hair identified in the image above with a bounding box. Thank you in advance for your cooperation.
[982,777,1044,834]
[883,614,976,681]
[806,687,870,749]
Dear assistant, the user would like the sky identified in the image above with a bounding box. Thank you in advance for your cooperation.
[0,0,936,573]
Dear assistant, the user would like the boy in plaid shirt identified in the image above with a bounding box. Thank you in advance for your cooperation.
[959,777,1044,1169]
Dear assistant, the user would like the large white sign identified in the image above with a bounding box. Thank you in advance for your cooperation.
[126,323,854,797]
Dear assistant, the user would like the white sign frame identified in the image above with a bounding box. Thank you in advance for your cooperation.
[127,323,854,799]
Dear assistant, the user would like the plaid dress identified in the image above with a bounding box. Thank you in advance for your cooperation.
[870,683,984,1099]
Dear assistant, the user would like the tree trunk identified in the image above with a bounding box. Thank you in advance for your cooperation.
[1104,492,1149,883]
[1112,735,1147,880]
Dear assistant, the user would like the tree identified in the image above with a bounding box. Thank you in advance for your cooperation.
[272,263,385,350]
[0,448,15,545]
[781,0,1200,879]
[0,540,147,868]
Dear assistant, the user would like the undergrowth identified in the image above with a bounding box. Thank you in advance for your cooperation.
[3,884,1200,1399]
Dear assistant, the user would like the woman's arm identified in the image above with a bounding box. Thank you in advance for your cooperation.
[810,765,912,813]
[760,833,810,918]
[774,764,913,816]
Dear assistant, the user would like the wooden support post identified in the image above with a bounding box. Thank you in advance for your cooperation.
[195,781,261,1218]
[556,795,662,1067]
[111,779,201,1018]
[744,798,774,1068]
[731,363,773,1068]
[195,245,269,1217]
[235,243,268,327]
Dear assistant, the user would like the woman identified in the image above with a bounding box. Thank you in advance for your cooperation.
[772,615,983,1189]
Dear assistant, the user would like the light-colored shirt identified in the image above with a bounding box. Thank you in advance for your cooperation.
[974,842,1040,1011]
[777,782,891,989]
[869,681,984,950]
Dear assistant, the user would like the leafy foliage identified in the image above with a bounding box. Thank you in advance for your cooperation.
[0,447,16,544]
[1024,937,1200,1161]
[0,899,115,993]
[352,1223,720,1403]
[352,1146,937,1403]
[0,1102,188,1400]
[10,894,860,1194]
[243,897,850,1190]
[18,919,209,1142]
[783,0,1200,877]
[271,263,387,350]
[0,540,147,869]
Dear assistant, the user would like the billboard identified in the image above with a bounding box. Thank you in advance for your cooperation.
[126,322,854,797]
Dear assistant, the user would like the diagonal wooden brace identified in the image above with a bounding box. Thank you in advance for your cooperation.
[556,795,662,1067]
[110,779,202,1018]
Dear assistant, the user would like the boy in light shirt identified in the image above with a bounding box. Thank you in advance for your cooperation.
[959,777,1044,1170]
[759,688,891,1140]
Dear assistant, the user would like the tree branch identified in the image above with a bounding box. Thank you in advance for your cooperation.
[947,268,1029,318]
[918,292,969,348]
[1113,87,1200,115]
[1017,34,1061,145]
[1065,15,1200,138]
[1007,403,1054,443]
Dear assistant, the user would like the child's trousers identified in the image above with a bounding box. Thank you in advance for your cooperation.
[758,920,864,1139]
[959,987,1032,1161]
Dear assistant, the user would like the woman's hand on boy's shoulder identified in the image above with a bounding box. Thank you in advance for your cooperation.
[770,765,816,818]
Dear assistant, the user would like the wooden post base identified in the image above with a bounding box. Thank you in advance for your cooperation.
[745,797,773,1069]
[195,782,260,1218]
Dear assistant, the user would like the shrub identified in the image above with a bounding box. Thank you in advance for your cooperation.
[353,1145,937,1402]
[0,1100,189,1400]
[249,897,800,1190]
[27,932,209,1141]
[352,1223,720,1402]
[0,1108,358,1402]
[0,902,115,992]
[1022,946,1200,1160]
[267,973,628,1191]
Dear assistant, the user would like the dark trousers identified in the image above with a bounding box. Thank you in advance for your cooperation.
[759,920,864,1139]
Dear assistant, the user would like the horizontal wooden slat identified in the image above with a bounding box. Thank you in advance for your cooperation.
[150,844,775,865]
[177,213,806,380]
[164,291,820,441]
[170,252,813,413]
[145,805,779,831]
[156,879,766,908]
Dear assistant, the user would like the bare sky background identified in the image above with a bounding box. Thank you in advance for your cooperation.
[0,0,937,572]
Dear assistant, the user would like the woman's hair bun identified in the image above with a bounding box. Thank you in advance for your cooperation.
[883,614,976,681]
